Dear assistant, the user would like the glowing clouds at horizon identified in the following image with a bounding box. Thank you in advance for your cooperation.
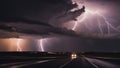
[10,38,23,51]
[16,39,22,51]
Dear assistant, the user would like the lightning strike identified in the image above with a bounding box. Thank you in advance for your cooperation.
[16,39,22,51]
[97,12,120,34]
[72,13,86,30]
[97,18,104,35]
[72,5,120,34]
[41,1,120,52]
[38,39,44,52]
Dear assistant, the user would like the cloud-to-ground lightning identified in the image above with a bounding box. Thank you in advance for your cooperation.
[10,38,22,51]
[16,39,22,51]
[38,39,44,52]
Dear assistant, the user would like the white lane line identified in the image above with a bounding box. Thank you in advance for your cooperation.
[95,57,120,60]
[83,57,99,68]
[0,61,32,66]
[9,59,54,68]
[84,57,119,68]
[0,57,56,66]
[59,59,73,68]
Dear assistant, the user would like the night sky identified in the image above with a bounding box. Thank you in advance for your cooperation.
[0,0,120,52]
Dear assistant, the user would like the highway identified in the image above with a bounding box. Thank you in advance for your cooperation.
[0,56,120,68]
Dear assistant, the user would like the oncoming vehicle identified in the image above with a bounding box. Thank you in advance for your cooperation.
[71,53,77,59]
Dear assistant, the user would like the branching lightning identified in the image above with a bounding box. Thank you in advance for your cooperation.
[97,18,104,35]
[72,4,120,34]
[97,12,120,34]
[40,1,120,52]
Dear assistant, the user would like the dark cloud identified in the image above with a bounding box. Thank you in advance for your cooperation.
[0,30,18,38]
[0,0,76,21]
[0,0,80,38]
[0,21,120,39]
[0,17,52,27]
[0,17,77,38]
[50,6,85,27]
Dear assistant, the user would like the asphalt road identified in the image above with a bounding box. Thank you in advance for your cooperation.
[0,56,120,68]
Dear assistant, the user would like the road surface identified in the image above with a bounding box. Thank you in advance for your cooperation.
[0,56,120,68]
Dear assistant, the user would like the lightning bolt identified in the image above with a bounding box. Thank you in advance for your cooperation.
[72,13,86,30]
[71,0,120,34]
[97,18,104,35]
[39,0,120,52]
[38,39,44,52]
[16,38,22,51]
[97,12,120,34]
[72,8,120,34]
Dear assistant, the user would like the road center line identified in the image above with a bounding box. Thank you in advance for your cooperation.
[59,59,73,68]
[9,59,54,68]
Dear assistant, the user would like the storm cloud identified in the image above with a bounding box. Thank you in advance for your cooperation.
[0,0,120,52]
